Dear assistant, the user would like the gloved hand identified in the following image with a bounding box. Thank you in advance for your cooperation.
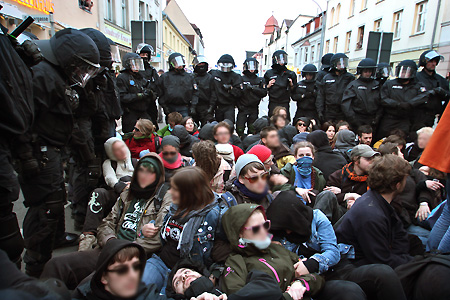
[21,158,40,177]
[206,106,215,115]
[433,87,446,97]
[398,102,412,110]
[223,84,232,92]
[143,89,153,98]
[190,106,197,116]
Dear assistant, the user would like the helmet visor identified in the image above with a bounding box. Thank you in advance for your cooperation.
[110,44,121,63]
[424,50,444,64]
[193,56,208,67]
[301,72,317,80]
[170,56,186,68]
[397,66,414,79]
[245,60,258,71]
[218,62,233,72]
[129,57,145,72]
[274,53,288,65]
[335,57,349,70]
[379,66,392,78]
[70,55,100,88]
[136,43,154,55]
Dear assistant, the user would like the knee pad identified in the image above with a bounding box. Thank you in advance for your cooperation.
[0,213,24,263]
[45,192,65,220]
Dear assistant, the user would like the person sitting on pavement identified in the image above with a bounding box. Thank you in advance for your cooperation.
[271,114,287,130]
[124,118,161,159]
[171,125,199,158]
[213,122,244,162]
[158,136,190,182]
[333,129,357,163]
[321,122,336,148]
[157,112,183,137]
[242,117,270,151]
[181,116,199,137]
[356,125,373,146]
[259,126,296,169]
[405,127,434,166]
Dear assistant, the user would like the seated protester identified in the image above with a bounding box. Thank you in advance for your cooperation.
[292,132,309,147]
[124,118,161,159]
[167,259,284,300]
[306,130,347,181]
[357,125,373,146]
[198,121,217,142]
[335,121,350,132]
[41,154,171,290]
[335,155,414,269]
[405,127,434,165]
[267,191,408,300]
[242,116,269,151]
[247,144,280,174]
[278,125,298,148]
[172,125,200,158]
[74,239,167,300]
[78,137,136,251]
[294,117,311,134]
[222,119,244,151]
[221,204,325,299]
[333,129,357,163]
[157,112,183,137]
[213,122,244,162]
[215,144,236,168]
[159,136,190,182]
[279,142,326,205]
[181,116,199,137]
[141,167,227,293]
[373,129,407,150]
[319,145,379,224]
[321,122,336,148]
[192,140,236,193]
[260,126,296,169]
[417,166,447,206]
[225,154,273,210]
[378,143,434,245]
[271,114,287,130]
[272,106,289,120]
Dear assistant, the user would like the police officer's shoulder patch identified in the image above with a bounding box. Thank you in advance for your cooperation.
[215,77,221,82]
[129,80,135,86]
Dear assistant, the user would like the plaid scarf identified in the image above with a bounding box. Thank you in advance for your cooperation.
[342,163,368,182]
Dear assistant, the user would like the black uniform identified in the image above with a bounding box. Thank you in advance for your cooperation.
[377,78,430,140]
[316,71,355,122]
[193,71,217,126]
[157,69,199,118]
[341,78,382,129]
[415,70,450,127]
[210,69,243,123]
[264,67,297,118]
[142,62,160,126]
[117,71,152,133]
[237,72,267,136]
[0,24,34,265]
[316,69,330,84]
[291,79,319,121]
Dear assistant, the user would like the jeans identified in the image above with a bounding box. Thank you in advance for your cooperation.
[427,200,450,252]
[314,191,347,225]
[142,254,170,294]
[406,224,430,246]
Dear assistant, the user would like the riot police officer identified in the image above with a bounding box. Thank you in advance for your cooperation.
[415,50,450,127]
[316,53,355,122]
[237,58,267,137]
[20,28,100,276]
[376,62,391,86]
[342,58,382,130]
[377,59,431,140]
[292,64,319,121]
[136,43,159,127]
[117,53,152,133]
[316,53,334,84]
[209,54,243,123]
[158,52,199,118]
[264,50,297,119]
[192,55,217,126]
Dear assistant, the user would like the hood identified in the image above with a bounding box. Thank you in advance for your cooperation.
[306,130,330,149]
[223,119,235,133]
[335,130,357,150]
[104,137,131,162]
[166,259,212,299]
[91,239,147,298]
[80,28,111,67]
[253,117,270,133]
[222,203,265,253]
[172,125,191,145]
[278,125,297,146]
[293,132,309,144]
[198,122,217,141]
[137,152,165,187]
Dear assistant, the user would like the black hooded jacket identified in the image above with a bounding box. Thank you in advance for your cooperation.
[194,71,217,107]
[306,130,347,180]
[117,71,152,112]
[239,71,267,108]
[316,71,355,115]
[242,117,270,150]
[291,79,317,112]
[172,125,199,157]
[158,69,199,107]
[264,67,297,103]
[209,69,243,106]
[415,69,450,115]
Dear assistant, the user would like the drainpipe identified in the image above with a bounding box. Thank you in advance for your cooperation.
[430,0,442,50]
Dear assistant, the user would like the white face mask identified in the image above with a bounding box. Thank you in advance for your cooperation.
[239,235,272,250]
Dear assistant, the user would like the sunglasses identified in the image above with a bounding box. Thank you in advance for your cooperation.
[244,170,270,184]
[244,220,271,234]
[297,123,306,127]
[163,151,177,156]
[106,262,142,275]
[133,126,140,132]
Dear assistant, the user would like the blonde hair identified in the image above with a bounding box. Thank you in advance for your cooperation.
[136,119,155,136]
[416,127,434,137]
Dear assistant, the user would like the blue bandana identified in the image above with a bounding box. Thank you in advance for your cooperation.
[296,156,313,177]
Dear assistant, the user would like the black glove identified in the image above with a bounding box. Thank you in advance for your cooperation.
[434,87,446,97]
[143,89,153,98]
[398,102,412,110]
[190,106,197,116]
[21,158,40,178]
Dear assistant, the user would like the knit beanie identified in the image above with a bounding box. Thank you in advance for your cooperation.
[248,145,272,163]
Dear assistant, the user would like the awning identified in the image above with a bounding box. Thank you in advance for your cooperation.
[0,1,49,29]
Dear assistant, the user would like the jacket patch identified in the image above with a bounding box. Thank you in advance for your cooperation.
[325,79,336,83]
[392,85,403,89]
[214,77,222,82]
[357,86,367,90]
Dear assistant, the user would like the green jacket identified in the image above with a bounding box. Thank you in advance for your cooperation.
[221,204,324,299]
[278,164,326,193]
[157,125,172,137]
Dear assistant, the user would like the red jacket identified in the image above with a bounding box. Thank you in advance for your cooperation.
[125,134,161,159]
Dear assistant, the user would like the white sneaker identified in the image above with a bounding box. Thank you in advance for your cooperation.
[78,233,97,252]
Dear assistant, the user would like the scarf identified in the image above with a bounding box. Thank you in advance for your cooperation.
[342,162,368,182]
[159,152,183,169]
[170,200,218,258]
[233,179,269,203]
[129,179,158,200]
[296,156,313,176]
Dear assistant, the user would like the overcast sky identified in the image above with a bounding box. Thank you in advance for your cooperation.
[175,0,327,68]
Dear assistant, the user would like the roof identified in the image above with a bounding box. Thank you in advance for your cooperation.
[263,15,279,34]
[284,19,294,28]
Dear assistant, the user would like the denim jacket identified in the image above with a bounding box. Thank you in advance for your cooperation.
[276,209,342,274]
[160,198,227,267]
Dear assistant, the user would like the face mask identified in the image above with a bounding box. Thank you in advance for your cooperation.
[239,235,272,250]
[184,276,215,298]
[164,154,178,164]
[296,156,313,177]
[195,65,208,74]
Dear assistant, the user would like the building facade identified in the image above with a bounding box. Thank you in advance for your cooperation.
[162,11,193,71]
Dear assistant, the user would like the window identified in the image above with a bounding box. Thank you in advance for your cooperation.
[106,0,113,21]
[79,0,93,12]
[121,0,127,28]
[317,42,321,56]
[345,31,352,52]
[361,0,368,11]
[330,8,335,26]
[304,47,308,63]
[356,25,364,49]
[139,1,144,20]
[374,18,382,32]
[349,0,355,17]
[393,10,403,39]
[333,36,338,53]
[325,40,330,53]
[336,4,341,24]
[415,1,427,33]
[264,55,267,65]
[311,45,315,62]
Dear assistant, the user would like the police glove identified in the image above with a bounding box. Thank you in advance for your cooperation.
[223,84,233,92]
[433,87,447,97]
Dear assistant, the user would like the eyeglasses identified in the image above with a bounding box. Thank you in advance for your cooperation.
[297,123,306,127]
[243,220,271,234]
[162,151,177,156]
[244,170,270,184]
[106,262,143,275]
[133,127,140,132]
